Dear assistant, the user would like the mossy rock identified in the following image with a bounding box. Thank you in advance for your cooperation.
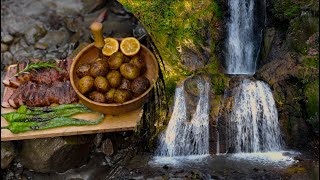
[118,0,222,95]
[287,13,319,53]
[272,0,319,21]
[305,79,319,132]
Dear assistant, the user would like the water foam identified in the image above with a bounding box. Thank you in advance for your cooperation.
[156,79,210,157]
[227,79,283,152]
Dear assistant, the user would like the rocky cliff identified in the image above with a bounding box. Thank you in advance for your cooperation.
[256,0,319,155]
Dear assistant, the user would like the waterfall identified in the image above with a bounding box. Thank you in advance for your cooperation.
[227,79,283,153]
[156,79,210,157]
[225,0,261,74]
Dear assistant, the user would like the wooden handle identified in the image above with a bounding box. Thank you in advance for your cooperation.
[90,22,105,48]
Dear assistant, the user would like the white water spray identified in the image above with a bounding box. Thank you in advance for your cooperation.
[227,79,283,152]
[156,79,210,156]
[225,0,257,74]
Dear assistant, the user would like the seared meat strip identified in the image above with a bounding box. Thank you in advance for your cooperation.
[2,63,27,88]
[8,81,78,107]
[2,59,73,88]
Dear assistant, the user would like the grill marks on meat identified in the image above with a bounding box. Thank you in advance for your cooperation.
[2,59,73,88]
[29,67,68,84]
[9,81,78,107]
[2,59,78,108]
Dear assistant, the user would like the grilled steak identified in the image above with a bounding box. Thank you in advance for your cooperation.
[8,81,78,107]
[2,59,77,108]
[2,59,72,88]
[2,63,27,88]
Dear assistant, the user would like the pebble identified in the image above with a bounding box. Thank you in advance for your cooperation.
[19,38,29,48]
[2,51,14,66]
[13,49,29,63]
[38,28,69,47]
[31,50,46,59]
[35,42,48,50]
[93,133,104,148]
[132,176,145,180]
[10,42,22,54]
[1,43,8,52]
[2,34,14,44]
[101,139,114,156]
[45,52,60,60]
[24,25,47,45]
[146,176,164,180]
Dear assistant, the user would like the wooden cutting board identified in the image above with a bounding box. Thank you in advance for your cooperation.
[1,107,142,141]
[1,64,143,141]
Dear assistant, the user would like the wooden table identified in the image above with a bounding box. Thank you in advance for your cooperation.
[1,107,143,141]
[1,63,143,141]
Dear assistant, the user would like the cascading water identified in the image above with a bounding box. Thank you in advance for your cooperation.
[221,0,288,157]
[225,0,263,74]
[156,79,210,157]
[227,79,283,153]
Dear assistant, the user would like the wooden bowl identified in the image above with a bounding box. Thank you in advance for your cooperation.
[70,43,159,115]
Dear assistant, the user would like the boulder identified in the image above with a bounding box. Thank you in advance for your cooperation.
[1,142,16,169]
[24,25,47,45]
[1,34,14,44]
[2,51,14,66]
[1,43,9,52]
[101,138,115,156]
[38,28,70,47]
[19,136,93,173]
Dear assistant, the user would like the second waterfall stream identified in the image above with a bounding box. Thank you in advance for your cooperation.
[156,78,210,157]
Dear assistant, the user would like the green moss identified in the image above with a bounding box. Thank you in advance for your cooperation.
[286,118,293,135]
[273,0,317,21]
[303,56,319,69]
[287,15,319,53]
[284,5,300,18]
[119,0,221,78]
[305,79,319,130]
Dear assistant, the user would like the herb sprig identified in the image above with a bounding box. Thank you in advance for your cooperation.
[11,61,62,78]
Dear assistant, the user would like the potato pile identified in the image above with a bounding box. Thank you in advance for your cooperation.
[76,51,150,104]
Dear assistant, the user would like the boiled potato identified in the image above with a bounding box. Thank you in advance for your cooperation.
[108,52,124,70]
[106,70,122,88]
[105,88,116,103]
[119,63,140,80]
[119,78,131,90]
[89,59,108,78]
[78,76,94,94]
[89,91,106,103]
[130,55,146,75]
[131,76,150,97]
[113,89,132,103]
[94,76,110,93]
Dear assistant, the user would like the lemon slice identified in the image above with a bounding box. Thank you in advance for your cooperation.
[102,38,119,56]
[120,37,141,56]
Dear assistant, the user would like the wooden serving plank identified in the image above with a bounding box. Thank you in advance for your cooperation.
[1,63,143,141]
[1,107,143,141]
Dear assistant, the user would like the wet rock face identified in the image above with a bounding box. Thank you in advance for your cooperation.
[256,0,319,154]
[215,76,255,154]
[256,54,317,150]
[1,142,16,169]
[20,136,93,173]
